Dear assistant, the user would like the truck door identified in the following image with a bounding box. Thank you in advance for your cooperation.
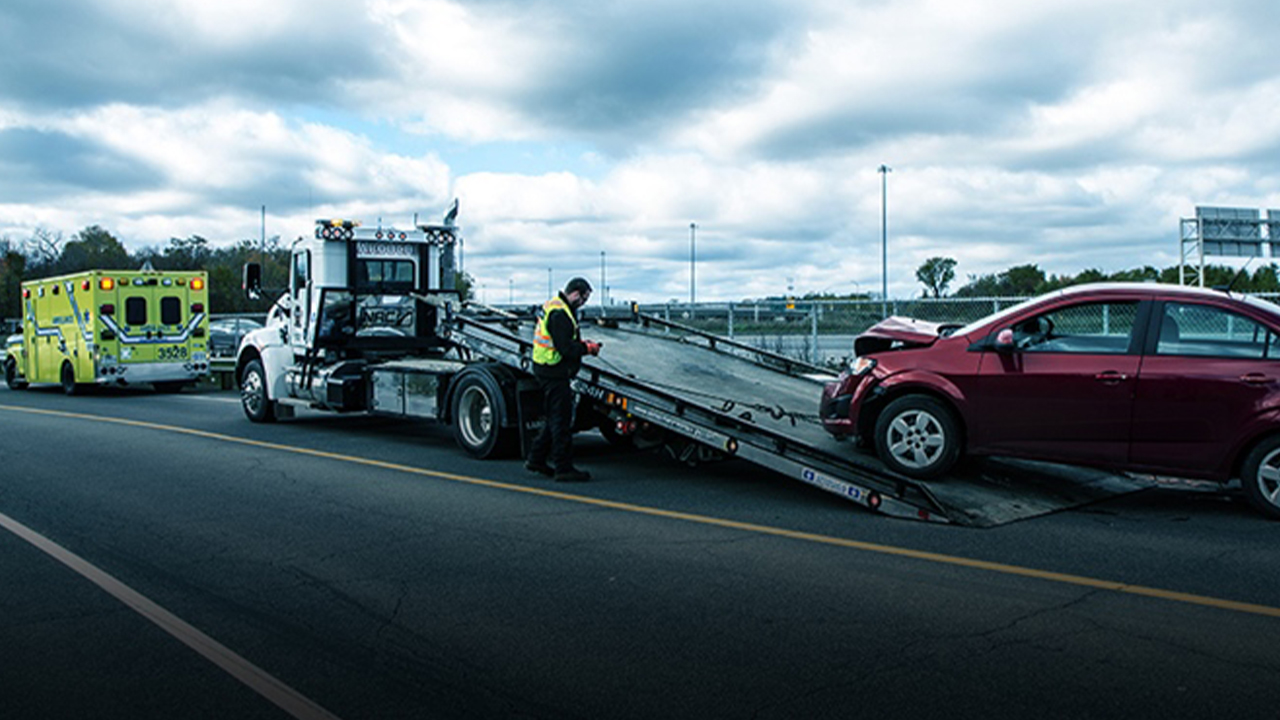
[156,282,192,364]
[121,280,158,365]
[290,250,311,349]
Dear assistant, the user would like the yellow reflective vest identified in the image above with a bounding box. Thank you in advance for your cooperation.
[532,295,578,366]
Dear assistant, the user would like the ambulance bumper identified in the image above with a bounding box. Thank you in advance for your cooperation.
[100,361,209,384]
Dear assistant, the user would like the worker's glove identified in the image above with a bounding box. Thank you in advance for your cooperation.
[584,341,602,356]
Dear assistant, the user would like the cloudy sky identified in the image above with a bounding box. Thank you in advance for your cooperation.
[3,0,1279,304]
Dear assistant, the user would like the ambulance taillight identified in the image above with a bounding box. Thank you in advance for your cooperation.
[100,304,115,316]
[100,278,115,291]
[81,280,91,291]
[191,278,205,291]
[191,303,204,314]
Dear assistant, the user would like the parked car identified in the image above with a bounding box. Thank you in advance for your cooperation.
[820,282,1280,519]
[208,317,263,357]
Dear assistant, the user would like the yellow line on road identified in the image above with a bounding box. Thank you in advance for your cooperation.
[5,403,1280,621]
[0,509,344,720]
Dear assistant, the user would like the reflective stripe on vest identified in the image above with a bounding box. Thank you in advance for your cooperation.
[532,296,577,366]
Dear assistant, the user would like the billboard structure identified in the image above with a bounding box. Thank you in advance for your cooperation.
[1180,206,1279,286]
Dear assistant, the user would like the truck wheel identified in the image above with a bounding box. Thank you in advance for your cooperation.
[874,395,961,479]
[451,372,516,459]
[61,361,81,396]
[1240,436,1280,520]
[5,358,27,390]
[240,359,277,423]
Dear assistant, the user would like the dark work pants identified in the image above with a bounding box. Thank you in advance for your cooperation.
[529,375,574,471]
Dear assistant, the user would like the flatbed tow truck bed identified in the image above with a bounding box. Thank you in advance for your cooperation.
[450,308,1149,527]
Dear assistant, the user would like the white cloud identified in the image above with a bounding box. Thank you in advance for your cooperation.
[3,0,1280,305]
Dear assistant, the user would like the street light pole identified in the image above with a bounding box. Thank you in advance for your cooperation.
[878,164,892,318]
[690,222,697,305]
[601,250,607,306]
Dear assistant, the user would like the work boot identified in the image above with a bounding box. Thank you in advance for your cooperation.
[554,468,591,483]
[525,459,553,477]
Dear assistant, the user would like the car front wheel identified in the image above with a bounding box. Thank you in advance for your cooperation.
[1240,436,1280,519]
[874,395,961,479]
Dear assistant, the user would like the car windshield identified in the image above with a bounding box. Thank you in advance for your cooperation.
[950,292,1064,338]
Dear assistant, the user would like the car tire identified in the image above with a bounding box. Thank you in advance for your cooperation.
[1240,435,1280,520]
[61,361,81,396]
[874,395,961,479]
[5,358,27,390]
[240,359,277,423]
[450,371,516,459]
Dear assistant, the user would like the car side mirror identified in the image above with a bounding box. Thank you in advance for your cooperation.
[243,263,262,301]
[994,328,1016,352]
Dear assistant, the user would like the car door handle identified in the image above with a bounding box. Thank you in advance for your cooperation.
[1240,373,1271,385]
[1094,371,1128,384]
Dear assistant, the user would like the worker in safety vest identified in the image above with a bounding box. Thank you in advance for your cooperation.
[525,277,601,482]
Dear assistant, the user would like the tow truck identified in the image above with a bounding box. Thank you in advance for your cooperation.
[235,208,1145,527]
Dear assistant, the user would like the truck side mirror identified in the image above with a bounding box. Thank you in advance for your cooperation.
[243,263,262,301]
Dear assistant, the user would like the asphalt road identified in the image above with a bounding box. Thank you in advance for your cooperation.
[1,383,1278,719]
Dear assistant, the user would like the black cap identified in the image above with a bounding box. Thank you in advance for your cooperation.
[564,277,593,295]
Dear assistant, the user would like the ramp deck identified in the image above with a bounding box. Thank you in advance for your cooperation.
[452,309,1149,527]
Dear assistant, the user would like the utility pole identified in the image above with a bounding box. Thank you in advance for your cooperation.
[878,164,892,318]
[601,250,607,306]
[690,222,697,304]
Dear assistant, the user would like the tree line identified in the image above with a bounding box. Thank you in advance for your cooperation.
[0,225,476,325]
[0,226,292,324]
[5,225,1278,324]
[915,256,1280,298]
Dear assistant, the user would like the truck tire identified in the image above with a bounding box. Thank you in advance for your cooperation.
[240,359,277,423]
[1240,435,1280,520]
[5,358,27,390]
[874,395,961,479]
[451,371,516,459]
[61,361,81,396]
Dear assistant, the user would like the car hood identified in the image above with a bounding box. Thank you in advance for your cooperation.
[854,316,947,355]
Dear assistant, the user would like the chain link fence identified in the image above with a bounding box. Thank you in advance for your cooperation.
[634,297,1033,367]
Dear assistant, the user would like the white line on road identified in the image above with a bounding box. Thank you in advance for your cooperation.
[0,511,344,720]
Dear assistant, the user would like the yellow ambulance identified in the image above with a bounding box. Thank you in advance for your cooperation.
[5,269,210,393]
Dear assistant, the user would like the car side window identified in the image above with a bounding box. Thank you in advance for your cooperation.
[1157,302,1275,359]
[1017,301,1139,354]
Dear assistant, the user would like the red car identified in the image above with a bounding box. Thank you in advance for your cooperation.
[820,282,1280,519]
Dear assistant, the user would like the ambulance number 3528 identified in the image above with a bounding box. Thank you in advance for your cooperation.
[157,346,189,361]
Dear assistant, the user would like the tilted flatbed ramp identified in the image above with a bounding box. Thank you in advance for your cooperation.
[449,309,1149,527]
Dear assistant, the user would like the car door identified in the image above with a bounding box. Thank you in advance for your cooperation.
[967,299,1144,466]
[1129,300,1280,477]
